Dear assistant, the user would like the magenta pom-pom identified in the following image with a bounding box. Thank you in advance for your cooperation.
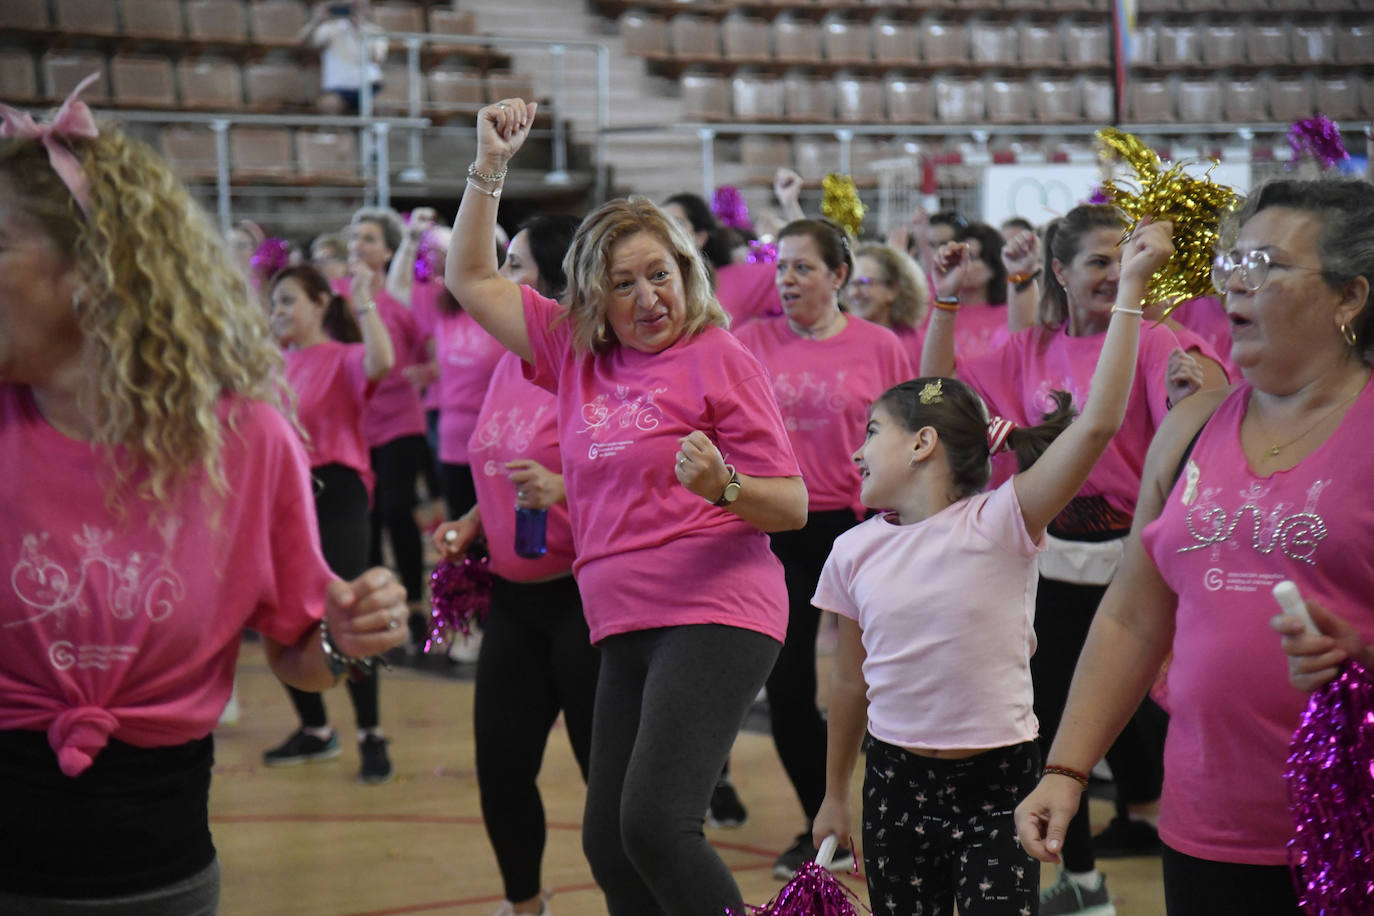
[712,185,753,233]
[730,863,863,916]
[1287,115,1350,171]
[414,229,443,284]
[1286,659,1374,915]
[746,239,778,265]
[251,237,291,278]
[426,553,492,652]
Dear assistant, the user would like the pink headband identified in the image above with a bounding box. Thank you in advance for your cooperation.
[986,416,1015,455]
[0,72,101,215]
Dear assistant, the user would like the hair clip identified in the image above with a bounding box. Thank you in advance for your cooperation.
[919,379,944,405]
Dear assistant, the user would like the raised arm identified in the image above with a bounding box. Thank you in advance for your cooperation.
[918,240,967,377]
[445,99,538,362]
[1002,228,1042,333]
[386,207,435,306]
[1011,219,1174,538]
[350,261,394,381]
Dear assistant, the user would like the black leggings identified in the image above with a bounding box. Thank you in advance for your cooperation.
[863,737,1041,916]
[1161,845,1300,916]
[582,624,779,916]
[368,434,428,601]
[439,461,477,521]
[285,464,379,731]
[765,508,858,826]
[1031,575,1167,874]
[475,575,599,903]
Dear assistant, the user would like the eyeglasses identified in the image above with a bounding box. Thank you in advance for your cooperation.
[1211,249,1326,295]
[849,277,889,289]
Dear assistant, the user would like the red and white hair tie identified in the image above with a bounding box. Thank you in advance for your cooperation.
[986,416,1016,455]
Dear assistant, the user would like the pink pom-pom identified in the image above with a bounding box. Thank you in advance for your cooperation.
[712,186,753,233]
[426,553,492,652]
[1287,115,1350,171]
[746,240,778,265]
[1286,659,1374,915]
[731,862,862,916]
[251,237,291,278]
[414,229,444,284]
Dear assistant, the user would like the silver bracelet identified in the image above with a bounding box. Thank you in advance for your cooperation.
[354,302,376,318]
[467,162,508,183]
[1111,305,1145,316]
[466,176,501,199]
[320,617,375,677]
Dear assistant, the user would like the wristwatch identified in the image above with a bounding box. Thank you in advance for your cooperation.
[712,464,741,507]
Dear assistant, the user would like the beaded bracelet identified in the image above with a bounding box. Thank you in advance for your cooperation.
[467,162,508,184]
[1043,764,1090,790]
[933,295,960,312]
[320,618,376,678]
[1010,268,1042,292]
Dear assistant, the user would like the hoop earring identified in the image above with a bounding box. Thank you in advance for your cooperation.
[1341,322,1358,348]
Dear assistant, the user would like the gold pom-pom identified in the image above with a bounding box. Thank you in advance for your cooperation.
[1095,128,1241,317]
[821,173,866,239]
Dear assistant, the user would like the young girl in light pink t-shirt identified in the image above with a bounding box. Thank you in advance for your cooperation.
[811,220,1174,916]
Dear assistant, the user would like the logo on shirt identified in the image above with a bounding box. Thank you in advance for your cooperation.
[7,529,186,643]
[473,404,552,462]
[576,385,666,460]
[771,371,849,429]
[1178,477,1330,566]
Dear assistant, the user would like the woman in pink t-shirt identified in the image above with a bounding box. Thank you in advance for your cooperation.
[735,218,913,879]
[265,264,399,784]
[811,218,1173,916]
[447,99,807,916]
[850,242,931,369]
[1017,179,1374,916]
[0,94,407,911]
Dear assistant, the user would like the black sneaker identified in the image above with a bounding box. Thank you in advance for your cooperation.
[262,728,339,766]
[771,832,854,881]
[358,734,393,784]
[706,775,748,828]
[1092,815,1161,858]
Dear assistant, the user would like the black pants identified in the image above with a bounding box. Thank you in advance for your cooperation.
[1030,575,1167,874]
[1161,845,1300,915]
[368,434,427,601]
[582,624,779,916]
[863,737,1041,916]
[765,508,858,826]
[285,464,378,731]
[475,575,599,903]
[439,461,477,521]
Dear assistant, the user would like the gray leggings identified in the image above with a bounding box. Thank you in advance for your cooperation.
[0,858,219,915]
[582,624,779,916]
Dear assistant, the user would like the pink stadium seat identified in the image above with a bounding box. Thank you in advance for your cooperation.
[484,71,534,104]
[1221,79,1267,121]
[1290,25,1334,66]
[1336,25,1373,63]
[244,59,312,108]
[0,0,49,29]
[873,20,919,65]
[160,126,219,180]
[731,72,785,120]
[969,22,1016,66]
[835,74,883,122]
[985,78,1031,124]
[669,16,720,59]
[0,49,40,102]
[1064,22,1110,66]
[773,17,821,63]
[921,21,968,67]
[1156,25,1200,66]
[369,3,422,36]
[1268,78,1313,121]
[122,0,184,39]
[823,17,871,64]
[426,67,484,111]
[54,0,118,35]
[230,126,293,179]
[1081,77,1115,121]
[619,11,669,56]
[1032,77,1082,122]
[721,15,772,61]
[42,52,109,101]
[296,129,358,180]
[1315,77,1360,119]
[249,0,307,46]
[185,0,248,42]
[934,77,985,122]
[177,58,243,108]
[1199,24,1247,66]
[885,75,935,123]
[1176,80,1222,122]
[110,55,176,107]
[1128,79,1173,121]
[1019,24,1062,67]
[782,73,835,122]
[680,72,730,120]
[1247,25,1290,66]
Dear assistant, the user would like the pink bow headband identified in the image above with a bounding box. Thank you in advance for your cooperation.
[986,416,1015,456]
[0,72,101,215]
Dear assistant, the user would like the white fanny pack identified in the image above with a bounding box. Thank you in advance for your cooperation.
[1038,533,1125,586]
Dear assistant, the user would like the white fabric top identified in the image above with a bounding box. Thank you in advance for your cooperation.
[814,478,1044,751]
[312,18,386,90]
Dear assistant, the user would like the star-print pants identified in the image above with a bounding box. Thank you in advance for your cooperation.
[862,736,1040,916]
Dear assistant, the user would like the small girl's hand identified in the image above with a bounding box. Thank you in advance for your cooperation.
[811,795,851,854]
[932,241,968,300]
[1118,218,1174,286]
[674,431,730,502]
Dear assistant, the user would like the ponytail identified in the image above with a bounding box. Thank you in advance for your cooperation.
[1004,390,1077,472]
[321,294,361,343]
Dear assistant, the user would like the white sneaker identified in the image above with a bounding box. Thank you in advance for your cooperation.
[491,890,551,916]
[218,683,240,726]
[447,630,482,664]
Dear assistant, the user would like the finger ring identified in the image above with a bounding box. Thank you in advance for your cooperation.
[495,103,508,110]
[677,456,686,466]
[388,616,400,630]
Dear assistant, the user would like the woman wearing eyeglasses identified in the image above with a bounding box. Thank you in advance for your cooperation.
[1015,178,1374,916]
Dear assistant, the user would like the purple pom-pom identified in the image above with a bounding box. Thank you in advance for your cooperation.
[712,186,753,233]
[414,229,443,284]
[746,240,778,265]
[1286,659,1374,915]
[251,237,291,278]
[1287,115,1350,171]
[426,553,492,652]
[730,862,862,916]
[1087,183,1112,206]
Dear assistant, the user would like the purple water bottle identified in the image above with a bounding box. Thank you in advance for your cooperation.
[514,507,548,558]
